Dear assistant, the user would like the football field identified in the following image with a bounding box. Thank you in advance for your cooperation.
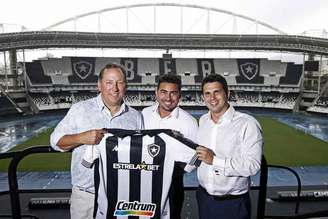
[0,116,328,172]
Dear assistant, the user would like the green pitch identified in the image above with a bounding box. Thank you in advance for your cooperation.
[0,128,71,172]
[0,116,328,172]
[260,117,328,166]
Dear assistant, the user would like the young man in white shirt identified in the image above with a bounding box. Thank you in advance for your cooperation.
[196,73,263,219]
[142,74,198,219]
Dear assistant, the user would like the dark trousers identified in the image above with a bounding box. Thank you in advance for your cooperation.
[196,186,251,219]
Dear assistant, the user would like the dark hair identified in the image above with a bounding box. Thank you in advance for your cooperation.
[98,63,127,82]
[157,74,182,91]
[201,73,228,95]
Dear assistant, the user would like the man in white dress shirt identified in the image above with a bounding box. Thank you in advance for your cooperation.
[142,74,198,219]
[196,73,263,219]
[50,63,143,219]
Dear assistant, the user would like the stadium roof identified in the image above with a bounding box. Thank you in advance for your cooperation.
[1,31,328,55]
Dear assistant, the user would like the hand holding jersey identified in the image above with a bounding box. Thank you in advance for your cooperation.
[196,146,215,165]
[79,129,106,145]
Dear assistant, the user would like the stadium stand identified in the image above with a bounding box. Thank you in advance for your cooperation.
[279,63,303,85]
[29,93,51,107]
[94,57,120,76]
[25,61,52,85]
[138,58,159,85]
[229,90,237,102]
[261,91,281,103]
[237,91,260,103]
[176,59,198,85]
[50,91,73,105]
[214,59,239,86]
[307,96,328,114]
[22,56,304,111]
[280,93,299,108]
[316,96,328,107]
[0,95,17,115]
[73,91,97,103]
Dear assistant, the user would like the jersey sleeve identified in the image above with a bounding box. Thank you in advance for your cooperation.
[160,133,201,173]
[81,133,109,168]
[81,145,100,168]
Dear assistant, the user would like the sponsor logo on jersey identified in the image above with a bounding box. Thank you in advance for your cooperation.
[113,161,160,171]
[112,145,119,152]
[114,200,156,217]
[240,62,258,80]
[147,143,160,158]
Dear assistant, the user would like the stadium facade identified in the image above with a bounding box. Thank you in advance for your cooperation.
[0,3,328,116]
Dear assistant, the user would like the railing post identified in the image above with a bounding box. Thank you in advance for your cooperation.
[8,153,21,219]
[256,155,268,219]
[6,146,56,219]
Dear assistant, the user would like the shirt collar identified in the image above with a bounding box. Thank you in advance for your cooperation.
[152,102,179,119]
[96,94,127,116]
[206,105,235,124]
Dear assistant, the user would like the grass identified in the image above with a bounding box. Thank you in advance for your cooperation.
[0,117,328,172]
[258,116,328,166]
[0,128,71,172]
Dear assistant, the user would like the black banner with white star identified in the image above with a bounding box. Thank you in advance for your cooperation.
[236,59,264,84]
[69,57,98,84]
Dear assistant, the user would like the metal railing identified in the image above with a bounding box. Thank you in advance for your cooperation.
[1,146,327,219]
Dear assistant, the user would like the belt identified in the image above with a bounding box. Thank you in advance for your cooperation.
[199,186,248,201]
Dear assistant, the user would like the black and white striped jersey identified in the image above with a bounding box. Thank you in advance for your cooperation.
[82,129,199,219]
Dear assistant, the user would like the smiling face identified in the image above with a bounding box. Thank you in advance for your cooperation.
[155,82,181,118]
[202,81,229,120]
[97,67,126,108]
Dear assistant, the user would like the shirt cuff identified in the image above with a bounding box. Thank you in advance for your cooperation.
[212,156,225,175]
[50,132,69,152]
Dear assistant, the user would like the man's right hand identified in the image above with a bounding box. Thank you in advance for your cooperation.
[79,129,106,145]
[57,129,107,150]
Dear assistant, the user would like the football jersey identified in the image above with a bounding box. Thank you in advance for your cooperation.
[82,129,200,219]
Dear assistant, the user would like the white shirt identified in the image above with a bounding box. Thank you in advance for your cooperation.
[50,94,143,191]
[197,105,263,196]
[141,103,198,142]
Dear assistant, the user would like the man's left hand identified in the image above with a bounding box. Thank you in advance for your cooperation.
[196,146,215,165]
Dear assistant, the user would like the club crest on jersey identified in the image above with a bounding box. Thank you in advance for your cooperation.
[73,61,93,80]
[114,200,156,217]
[147,144,160,158]
[240,62,258,80]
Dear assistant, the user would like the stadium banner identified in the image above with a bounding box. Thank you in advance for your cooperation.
[24,57,303,86]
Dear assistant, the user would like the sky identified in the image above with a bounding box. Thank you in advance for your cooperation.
[0,0,328,63]
[0,0,327,35]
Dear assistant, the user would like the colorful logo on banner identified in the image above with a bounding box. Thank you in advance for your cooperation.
[240,62,258,80]
[114,201,156,217]
[147,143,160,158]
[73,61,93,80]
